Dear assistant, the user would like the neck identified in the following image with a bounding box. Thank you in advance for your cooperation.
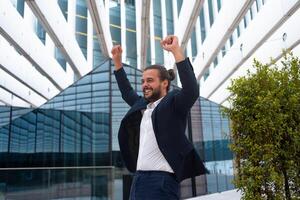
[150,93,166,103]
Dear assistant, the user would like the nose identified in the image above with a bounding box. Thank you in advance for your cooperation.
[142,82,148,89]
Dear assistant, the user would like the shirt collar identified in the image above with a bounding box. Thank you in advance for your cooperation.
[147,96,164,109]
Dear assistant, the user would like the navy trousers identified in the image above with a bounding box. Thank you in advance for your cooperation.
[129,171,180,200]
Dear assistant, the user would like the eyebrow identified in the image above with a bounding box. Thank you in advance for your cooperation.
[141,77,154,82]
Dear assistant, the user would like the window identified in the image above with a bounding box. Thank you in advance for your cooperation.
[57,0,68,20]
[200,9,206,43]
[208,0,214,26]
[229,35,233,47]
[217,0,222,11]
[204,69,210,81]
[237,26,240,37]
[10,0,24,17]
[36,21,46,44]
[213,57,218,68]
[76,0,88,59]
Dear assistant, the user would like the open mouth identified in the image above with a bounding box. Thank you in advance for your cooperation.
[143,88,152,95]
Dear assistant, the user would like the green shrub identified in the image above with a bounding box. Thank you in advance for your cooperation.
[223,53,300,200]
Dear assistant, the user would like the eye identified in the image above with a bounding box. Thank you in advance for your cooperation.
[147,78,153,83]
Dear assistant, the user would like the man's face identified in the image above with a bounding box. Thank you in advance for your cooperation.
[142,69,167,102]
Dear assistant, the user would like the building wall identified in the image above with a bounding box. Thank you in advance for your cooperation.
[2,0,299,108]
[1,0,298,198]
[0,60,233,199]
[196,0,300,107]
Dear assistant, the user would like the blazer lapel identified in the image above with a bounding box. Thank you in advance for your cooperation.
[124,98,148,118]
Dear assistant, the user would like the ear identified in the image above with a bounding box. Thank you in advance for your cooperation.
[162,79,168,90]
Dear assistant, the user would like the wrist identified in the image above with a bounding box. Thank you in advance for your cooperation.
[114,61,123,70]
[172,48,185,62]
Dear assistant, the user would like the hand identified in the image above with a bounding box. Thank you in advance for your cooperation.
[160,35,179,52]
[160,35,184,62]
[111,45,123,70]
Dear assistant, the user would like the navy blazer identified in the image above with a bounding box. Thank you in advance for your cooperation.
[114,58,206,182]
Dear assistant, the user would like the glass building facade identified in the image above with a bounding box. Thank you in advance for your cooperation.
[1,0,298,197]
[0,59,234,199]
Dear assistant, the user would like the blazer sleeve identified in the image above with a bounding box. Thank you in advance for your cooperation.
[114,67,140,107]
[173,58,199,114]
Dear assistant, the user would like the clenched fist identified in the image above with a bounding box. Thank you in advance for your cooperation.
[111,45,123,70]
[160,35,184,63]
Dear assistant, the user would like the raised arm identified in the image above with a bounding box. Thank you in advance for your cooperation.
[161,36,199,114]
[112,45,140,106]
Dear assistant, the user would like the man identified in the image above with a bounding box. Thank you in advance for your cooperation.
[112,35,206,199]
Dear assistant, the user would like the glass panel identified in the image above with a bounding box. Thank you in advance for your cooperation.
[76,0,87,59]
[193,97,234,194]
[200,8,206,43]
[36,20,46,44]
[125,3,137,68]
[208,0,214,26]
[0,168,114,199]
[57,0,68,20]
[0,106,11,127]
[110,2,121,45]
[55,47,67,70]
[177,0,183,16]
[217,0,222,11]
[166,0,174,35]
[1,56,235,198]
[191,29,198,60]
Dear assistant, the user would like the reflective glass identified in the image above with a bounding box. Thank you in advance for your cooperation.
[0,59,235,198]
[0,168,114,199]
[75,0,87,58]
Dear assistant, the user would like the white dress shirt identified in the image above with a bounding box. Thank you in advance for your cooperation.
[136,97,174,173]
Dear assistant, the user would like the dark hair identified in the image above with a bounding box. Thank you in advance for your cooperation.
[144,65,175,91]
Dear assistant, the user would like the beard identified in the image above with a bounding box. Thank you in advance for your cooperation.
[143,87,162,102]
